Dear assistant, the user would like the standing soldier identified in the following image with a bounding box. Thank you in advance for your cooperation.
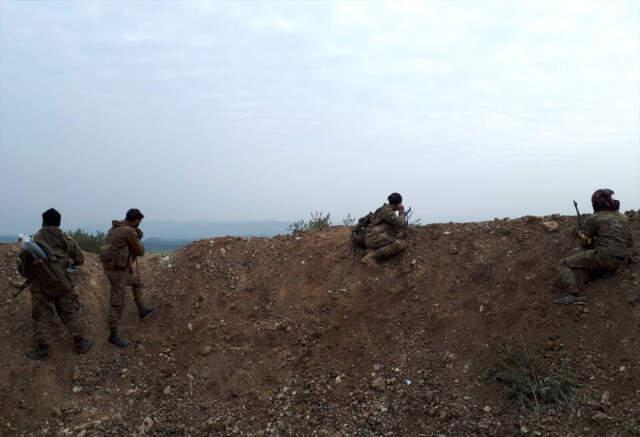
[100,209,154,348]
[18,208,93,360]
[555,189,634,304]
[361,192,409,268]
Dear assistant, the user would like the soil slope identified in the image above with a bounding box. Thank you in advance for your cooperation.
[1,213,639,436]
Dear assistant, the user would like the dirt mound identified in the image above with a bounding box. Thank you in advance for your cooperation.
[1,213,639,436]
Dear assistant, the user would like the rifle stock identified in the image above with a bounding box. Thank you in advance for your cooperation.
[12,279,31,298]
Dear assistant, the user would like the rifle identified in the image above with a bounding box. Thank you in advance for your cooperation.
[573,200,592,245]
[12,279,31,298]
[403,207,413,227]
[573,200,584,232]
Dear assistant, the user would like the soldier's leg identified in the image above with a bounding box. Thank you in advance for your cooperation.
[555,250,622,305]
[55,290,82,338]
[128,272,154,320]
[557,250,599,287]
[374,239,407,259]
[27,288,54,360]
[54,291,93,354]
[106,270,130,348]
[362,234,406,267]
[367,234,406,260]
[106,271,128,329]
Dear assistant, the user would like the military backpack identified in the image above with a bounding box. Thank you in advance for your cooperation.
[351,212,374,248]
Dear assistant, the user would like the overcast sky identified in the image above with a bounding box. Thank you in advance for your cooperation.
[1,0,639,233]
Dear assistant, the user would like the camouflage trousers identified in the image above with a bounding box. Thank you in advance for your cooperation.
[31,286,83,345]
[105,270,146,329]
[365,233,407,260]
[557,249,625,287]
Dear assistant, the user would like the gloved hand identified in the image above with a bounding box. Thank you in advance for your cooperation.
[136,228,144,240]
[578,231,592,247]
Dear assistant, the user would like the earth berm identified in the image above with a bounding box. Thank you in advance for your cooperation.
[1,213,639,436]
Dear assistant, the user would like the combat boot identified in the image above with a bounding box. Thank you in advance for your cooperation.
[108,329,129,349]
[553,284,586,305]
[25,344,49,361]
[139,305,155,321]
[361,252,379,268]
[553,294,586,305]
[73,336,93,354]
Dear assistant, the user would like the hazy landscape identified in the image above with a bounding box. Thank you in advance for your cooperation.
[0,220,293,251]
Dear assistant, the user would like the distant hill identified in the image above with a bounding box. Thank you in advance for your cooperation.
[139,220,291,240]
[1,221,292,252]
[143,238,193,253]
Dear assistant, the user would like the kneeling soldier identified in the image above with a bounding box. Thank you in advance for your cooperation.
[555,189,634,304]
[361,192,408,268]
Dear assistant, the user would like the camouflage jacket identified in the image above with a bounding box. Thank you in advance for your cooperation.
[583,211,634,258]
[17,226,84,281]
[100,221,144,271]
[365,203,407,239]
[34,226,84,266]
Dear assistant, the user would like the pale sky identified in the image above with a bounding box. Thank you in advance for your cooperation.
[1,0,639,233]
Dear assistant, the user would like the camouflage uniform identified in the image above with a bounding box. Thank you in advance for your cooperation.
[26,227,86,345]
[100,221,146,329]
[558,211,634,286]
[364,204,408,260]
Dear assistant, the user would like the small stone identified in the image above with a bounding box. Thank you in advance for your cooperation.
[601,390,610,405]
[72,386,83,394]
[592,412,613,423]
[520,425,529,434]
[201,346,212,357]
[163,386,171,395]
[371,377,386,392]
[542,221,559,232]
[141,417,154,433]
[483,406,492,413]
[72,368,82,382]
[619,366,626,372]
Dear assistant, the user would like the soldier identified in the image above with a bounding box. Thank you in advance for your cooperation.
[555,189,634,304]
[18,208,93,360]
[100,209,154,348]
[361,192,408,268]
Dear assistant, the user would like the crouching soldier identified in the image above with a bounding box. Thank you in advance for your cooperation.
[18,208,93,360]
[360,192,408,268]
[100,209,154,348]
[555,189,634,304]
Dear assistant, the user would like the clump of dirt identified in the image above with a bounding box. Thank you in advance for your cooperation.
[1,212,639,436]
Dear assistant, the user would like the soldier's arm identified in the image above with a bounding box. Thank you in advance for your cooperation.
[580,215,597,248]
[126,229,145,257]
[583,215,597,238]
[67,238,85,266]
[379,207,407,229]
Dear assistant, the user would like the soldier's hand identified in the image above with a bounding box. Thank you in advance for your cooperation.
[136,228,144,240]
[398,204,405,214]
